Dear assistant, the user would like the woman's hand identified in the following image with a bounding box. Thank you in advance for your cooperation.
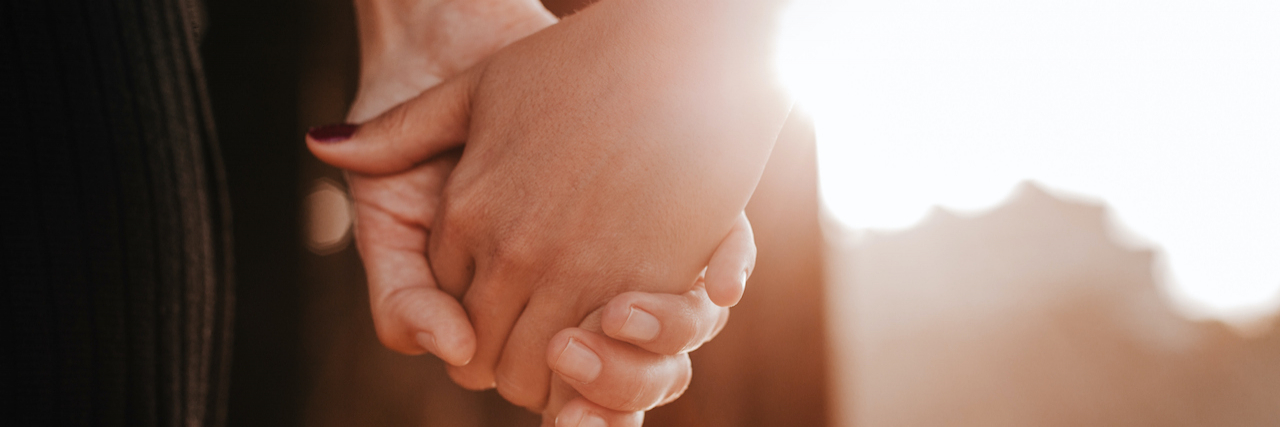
[312,0,790,419]
[339,0,557,367]
[347,0,557,123]
[325,0,764,424]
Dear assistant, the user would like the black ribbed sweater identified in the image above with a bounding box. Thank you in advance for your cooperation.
[0,0,234,426]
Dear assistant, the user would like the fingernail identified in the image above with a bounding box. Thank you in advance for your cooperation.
[557,409,607,427]
[416,332,439,355]
[619,307,661,342]
[307,123,358,142]
[741,269,750,285]
[554,338,602,384]
[579,413,607,427]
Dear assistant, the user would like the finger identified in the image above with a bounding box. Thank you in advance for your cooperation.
[307,71,477,175]
[541,367,579,426]
[600,283,729,355]
[427,190,476,299]
[539,309,605,422]
[703,211,755,307]
[494,290,582,411]
[547,328,692,412]
[356,202,475,366]
[445,268,530,391]
[551,397,643,427]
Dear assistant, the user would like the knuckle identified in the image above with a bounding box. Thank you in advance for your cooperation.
[460,281,500,315]
[440,192,480,238]
[609,356,680,412]
[488,232,538,277]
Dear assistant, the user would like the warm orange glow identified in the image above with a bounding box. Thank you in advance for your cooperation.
[778,0,1280,322]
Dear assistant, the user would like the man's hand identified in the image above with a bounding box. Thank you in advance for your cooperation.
[323,0,766,424]
[312,0,790,418]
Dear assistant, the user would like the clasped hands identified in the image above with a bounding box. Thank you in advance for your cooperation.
[308,0,789,426]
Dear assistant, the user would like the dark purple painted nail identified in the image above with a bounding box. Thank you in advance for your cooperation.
[307,123,358,143]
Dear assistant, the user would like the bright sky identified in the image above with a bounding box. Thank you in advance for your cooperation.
[776,0,1280,322]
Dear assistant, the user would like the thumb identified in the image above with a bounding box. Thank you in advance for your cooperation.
[354,193,476,365]
[307,71,475,175]
[360,223,477,366]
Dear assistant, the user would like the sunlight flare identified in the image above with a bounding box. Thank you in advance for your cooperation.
[778,0,1280,321]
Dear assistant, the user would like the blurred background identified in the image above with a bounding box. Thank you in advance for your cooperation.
[201,0,1279,426]
[781,2,1280,425]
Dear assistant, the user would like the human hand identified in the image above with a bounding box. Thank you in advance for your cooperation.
[335,0,559,366]
[311,0,789,416]
[323,0,764,424]
[546,216,755,426]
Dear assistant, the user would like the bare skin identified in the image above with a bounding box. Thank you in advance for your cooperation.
[315,0,791,422]
[329,0,766,425]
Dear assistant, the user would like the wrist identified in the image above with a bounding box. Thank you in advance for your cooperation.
[350,0,555,122]
[355,0,554,80]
